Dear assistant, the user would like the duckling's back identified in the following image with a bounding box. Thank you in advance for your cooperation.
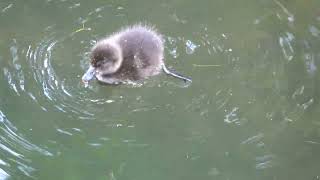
[115,25,164,80]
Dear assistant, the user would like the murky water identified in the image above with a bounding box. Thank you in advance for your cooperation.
[1,0,320,179]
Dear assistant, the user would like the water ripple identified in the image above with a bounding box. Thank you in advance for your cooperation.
[241,133,264,145]
[255,154,275,169]
[1,30,101,119]
[0,110,51,178]
[0,168,9,180]
[279,32,295,61]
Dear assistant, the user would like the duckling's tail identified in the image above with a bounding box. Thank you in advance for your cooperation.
[161,64,192,83]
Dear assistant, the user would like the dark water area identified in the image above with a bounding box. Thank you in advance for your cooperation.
[1,0,320,179]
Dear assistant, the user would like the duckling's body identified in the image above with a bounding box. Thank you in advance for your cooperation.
[101,25,163,83]
[82,24,191,85]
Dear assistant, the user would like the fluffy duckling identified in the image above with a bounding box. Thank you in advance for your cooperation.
[82,24,191,85]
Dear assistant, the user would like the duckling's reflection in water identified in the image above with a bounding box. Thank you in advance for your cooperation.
[82,24,192,86]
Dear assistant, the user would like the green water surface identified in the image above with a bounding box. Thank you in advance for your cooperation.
[1,0,320,179]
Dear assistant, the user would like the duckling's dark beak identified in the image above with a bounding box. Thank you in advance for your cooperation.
[82,66,96,83]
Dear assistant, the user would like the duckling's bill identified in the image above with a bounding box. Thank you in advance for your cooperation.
[82,66,96,83]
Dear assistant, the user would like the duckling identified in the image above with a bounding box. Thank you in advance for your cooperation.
[82,24,191,85]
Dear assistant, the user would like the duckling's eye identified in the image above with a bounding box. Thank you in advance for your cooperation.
[95,61,102,67]
[96,59,109,67]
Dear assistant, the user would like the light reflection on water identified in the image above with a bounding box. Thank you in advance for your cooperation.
[0,0,320,179]
[0,110,52,178]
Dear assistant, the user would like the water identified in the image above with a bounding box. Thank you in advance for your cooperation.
[1,0,320,179]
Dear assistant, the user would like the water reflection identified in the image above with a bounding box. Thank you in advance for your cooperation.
[0,110,51,178]
[0,0,320,179]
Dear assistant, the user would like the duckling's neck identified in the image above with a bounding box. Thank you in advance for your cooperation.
[99,39,123,73]
[110,42,123,72]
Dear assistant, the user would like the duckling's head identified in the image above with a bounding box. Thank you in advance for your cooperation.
[82,42,123,83]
